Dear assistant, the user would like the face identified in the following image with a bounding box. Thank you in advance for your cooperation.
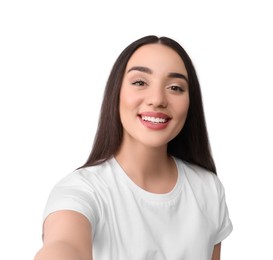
[119,43,190,149]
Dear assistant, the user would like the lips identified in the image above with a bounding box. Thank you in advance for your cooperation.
[138,112,171,130]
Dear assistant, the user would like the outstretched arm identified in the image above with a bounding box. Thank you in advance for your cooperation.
[35,210,93,260]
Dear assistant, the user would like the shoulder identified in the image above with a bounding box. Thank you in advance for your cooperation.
[177,159,219,186]
[45,159,116,210]
[43,159,116,226]
[175,159,225,203]
[56,158,115,190]
[175,159,233,242]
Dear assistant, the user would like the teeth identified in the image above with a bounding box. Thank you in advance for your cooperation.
[142,116,167,124]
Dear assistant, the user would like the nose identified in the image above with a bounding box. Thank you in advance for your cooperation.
[146,85,168,108]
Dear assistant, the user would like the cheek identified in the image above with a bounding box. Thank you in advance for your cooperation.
[119,88,142,111]
[175,101,190,135]
[174,96,190,118]
[183,101,190,116]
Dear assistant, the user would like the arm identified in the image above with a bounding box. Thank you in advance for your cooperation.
[211,243,221,260]
[35,210,93,260]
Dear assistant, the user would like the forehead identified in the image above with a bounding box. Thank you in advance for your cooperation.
[126,43,187,75]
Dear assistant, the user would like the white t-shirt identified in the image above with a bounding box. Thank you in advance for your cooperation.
[43,157,233,260]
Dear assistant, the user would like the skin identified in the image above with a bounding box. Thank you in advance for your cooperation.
[116,44,190,193]
[34,210,92,260]
[212,243,221,260]
[35,43,221,259]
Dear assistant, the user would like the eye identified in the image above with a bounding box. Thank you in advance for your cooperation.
[168,85,184,93]
[132,80,146,86]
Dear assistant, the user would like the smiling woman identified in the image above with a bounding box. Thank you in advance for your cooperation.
[35,35,232,260]
[119,44,190,148]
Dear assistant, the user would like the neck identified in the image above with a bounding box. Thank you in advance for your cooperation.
[115,141,178,194]
[115,141,175,182]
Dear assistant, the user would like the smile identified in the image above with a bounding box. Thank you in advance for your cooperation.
[138,112,171,130]
[141,116,167,124]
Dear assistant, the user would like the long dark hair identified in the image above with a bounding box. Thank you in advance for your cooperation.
[81,35,216,174]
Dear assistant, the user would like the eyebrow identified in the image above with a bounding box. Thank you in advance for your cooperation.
[168,72,188,82]
[127,66,188,82]
[127,66,152,74]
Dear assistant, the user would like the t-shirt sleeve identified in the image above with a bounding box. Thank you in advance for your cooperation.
[213,175,233,244]
[43,171,100,232]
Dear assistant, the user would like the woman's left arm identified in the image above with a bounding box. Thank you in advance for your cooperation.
[211,243,221,260]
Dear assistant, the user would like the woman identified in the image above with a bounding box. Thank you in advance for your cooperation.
[35,35,232,260]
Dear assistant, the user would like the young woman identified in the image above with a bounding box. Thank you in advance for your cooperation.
[35,36,232,260]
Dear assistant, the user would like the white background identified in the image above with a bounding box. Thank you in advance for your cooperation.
[0,0,272,259]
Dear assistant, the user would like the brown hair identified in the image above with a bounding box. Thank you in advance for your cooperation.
[81,35,216,174]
